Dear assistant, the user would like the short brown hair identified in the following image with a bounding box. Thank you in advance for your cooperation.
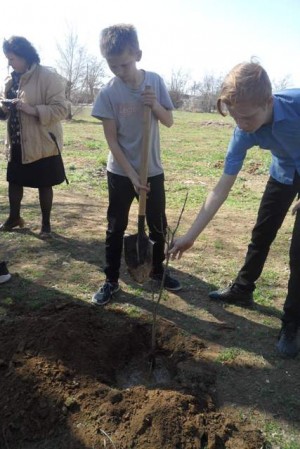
[217,62,272,116]
[100,24,140,58]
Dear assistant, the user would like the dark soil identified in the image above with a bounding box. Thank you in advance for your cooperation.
[0,301,266,449]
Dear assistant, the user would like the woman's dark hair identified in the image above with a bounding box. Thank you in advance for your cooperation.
[3,36,40,65]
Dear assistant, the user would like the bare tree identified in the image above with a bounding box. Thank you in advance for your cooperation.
[197,73,223,112]
[79,55,106,104]
[167,68,191,108]
[149,191,188,371]
[183,73,223,112]
[56,29,87,102]
[189,81,202,96]
[272,74,292,92]
[56,29,107,118]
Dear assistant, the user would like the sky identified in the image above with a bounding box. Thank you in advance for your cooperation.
[1,0,300,88]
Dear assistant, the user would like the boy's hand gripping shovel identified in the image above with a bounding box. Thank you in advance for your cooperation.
[124,88,154,283]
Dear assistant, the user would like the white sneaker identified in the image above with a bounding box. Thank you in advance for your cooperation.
[0,261,11,284]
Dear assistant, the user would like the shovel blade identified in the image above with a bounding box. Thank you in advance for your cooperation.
[124,233,154,283]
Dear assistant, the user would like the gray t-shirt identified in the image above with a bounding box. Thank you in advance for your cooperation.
[92,70,174,177]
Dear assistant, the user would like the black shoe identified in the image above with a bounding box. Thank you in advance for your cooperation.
[209,283,254,307]
[276,321,299,358]
[91,281,120,306]
[0,261,11,284]
[39,222,52,238]
[0,217,25,232]
[151,271,182,292]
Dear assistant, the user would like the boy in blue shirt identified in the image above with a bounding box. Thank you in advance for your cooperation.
[92,24,181,306]
[170,61,300,358]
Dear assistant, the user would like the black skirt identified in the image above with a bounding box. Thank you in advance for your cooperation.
[7,144,66,188]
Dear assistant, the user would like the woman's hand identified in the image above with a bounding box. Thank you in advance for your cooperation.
[16,101,38,116]
[168,235,195,260]
[1,98,18,112]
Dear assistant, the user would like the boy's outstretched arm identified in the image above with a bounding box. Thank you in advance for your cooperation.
[102,118,149,192]
[169,173,237,259]
[141,88,173,128]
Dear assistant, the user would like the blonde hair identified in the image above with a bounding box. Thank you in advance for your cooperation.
[100,24,140,58]
[217,62,272,116]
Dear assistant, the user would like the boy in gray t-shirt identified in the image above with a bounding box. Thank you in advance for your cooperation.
[91,24,181,305]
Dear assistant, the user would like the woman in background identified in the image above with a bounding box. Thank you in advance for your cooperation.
[0,36,67,237]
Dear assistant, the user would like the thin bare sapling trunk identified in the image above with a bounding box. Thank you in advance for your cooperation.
[149,191,188,370]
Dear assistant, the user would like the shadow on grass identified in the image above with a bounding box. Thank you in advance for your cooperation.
[1,210,298,439]
[7,228,107,268]
[113,274,282,361]
[0,277,96,449]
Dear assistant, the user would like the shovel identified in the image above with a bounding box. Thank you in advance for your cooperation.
[124,88,154,283]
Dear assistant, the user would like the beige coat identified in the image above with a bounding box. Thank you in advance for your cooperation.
[3,64,68,164]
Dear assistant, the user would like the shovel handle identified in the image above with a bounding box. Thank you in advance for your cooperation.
[139,85,152,216]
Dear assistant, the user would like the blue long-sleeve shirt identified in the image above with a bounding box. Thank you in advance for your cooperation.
[224,89,300,185]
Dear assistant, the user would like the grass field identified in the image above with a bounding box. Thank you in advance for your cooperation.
[0,109,299,448]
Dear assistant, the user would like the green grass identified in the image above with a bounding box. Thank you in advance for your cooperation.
[216,347,241,363]
[264,421,300,448]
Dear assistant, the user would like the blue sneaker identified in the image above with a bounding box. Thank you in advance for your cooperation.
[91,282,120,306]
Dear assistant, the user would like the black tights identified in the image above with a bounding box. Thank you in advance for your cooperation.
[8,183,53,230]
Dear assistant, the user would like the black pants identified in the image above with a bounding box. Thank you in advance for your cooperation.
[235,173,300,324]
[104,172,167,282]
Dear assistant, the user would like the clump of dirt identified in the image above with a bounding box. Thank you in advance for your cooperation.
[0,302,266,449]
[198,121,234,128]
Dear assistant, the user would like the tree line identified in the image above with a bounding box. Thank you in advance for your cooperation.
[56,31,292,116]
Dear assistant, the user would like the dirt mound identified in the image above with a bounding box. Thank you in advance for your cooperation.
[0,302,266,448]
